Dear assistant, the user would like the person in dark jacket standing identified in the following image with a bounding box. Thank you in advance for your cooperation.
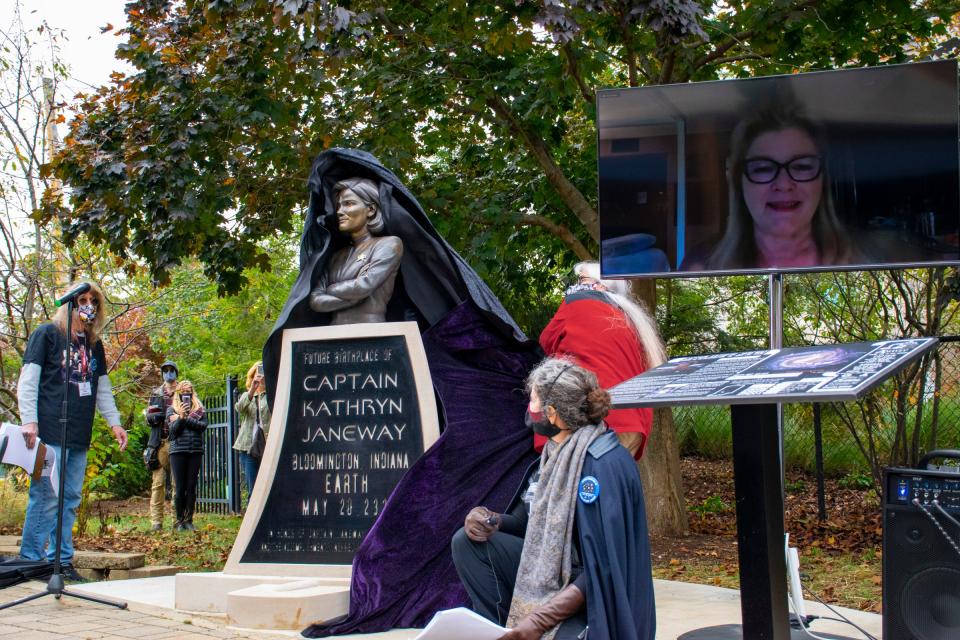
[143,359,179,531]
[17,280,127,581]
[166,380,207,531]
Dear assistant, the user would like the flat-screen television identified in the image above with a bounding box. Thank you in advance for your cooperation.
[596,60,960,278]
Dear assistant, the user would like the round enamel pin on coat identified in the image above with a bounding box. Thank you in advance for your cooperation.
[578,476,600,504]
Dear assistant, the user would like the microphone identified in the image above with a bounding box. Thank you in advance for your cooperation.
[54,282,91,307]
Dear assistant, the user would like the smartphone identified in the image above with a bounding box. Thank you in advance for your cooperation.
[257,363,264,376]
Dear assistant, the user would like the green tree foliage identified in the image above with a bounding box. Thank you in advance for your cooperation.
[144,232,300,390]
[787,269,960,494]
[46,0,958,325]
[0,3,301,500]
[0,6,67,399]
[39,0,959,528]
[658,275,770,355]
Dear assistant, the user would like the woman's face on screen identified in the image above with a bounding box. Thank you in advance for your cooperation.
[741,127,823,241]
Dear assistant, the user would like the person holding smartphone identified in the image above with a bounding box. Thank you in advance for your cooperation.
[233,361,271,500]
[166,380,207,531]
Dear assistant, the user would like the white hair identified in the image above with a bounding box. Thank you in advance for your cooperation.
[573,261,667,367]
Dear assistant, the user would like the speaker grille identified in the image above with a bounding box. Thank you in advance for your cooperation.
[902,566,960,640]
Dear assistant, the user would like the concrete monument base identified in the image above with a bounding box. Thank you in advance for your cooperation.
[197,323,440,631]
[227,579,351,629]
[176,570,351,629]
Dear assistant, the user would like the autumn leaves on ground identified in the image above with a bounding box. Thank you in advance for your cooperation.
[651,458,883,613]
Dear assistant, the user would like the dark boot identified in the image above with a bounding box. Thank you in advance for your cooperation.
[174,498,186,532]
[183,496,196,531]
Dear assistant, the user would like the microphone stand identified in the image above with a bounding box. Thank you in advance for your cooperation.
[1,295,126,610]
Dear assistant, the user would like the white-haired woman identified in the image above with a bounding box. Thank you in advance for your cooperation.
[452,359,655,640]
[539,260,666,458]
[17,280,127,580]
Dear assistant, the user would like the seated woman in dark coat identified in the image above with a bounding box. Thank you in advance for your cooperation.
[452,358,656,640]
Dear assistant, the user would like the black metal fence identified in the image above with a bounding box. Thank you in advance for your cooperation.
[197,376,242,514]
[674,338,960,477]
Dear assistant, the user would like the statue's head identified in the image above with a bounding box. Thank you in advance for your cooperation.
[333,177,385,235]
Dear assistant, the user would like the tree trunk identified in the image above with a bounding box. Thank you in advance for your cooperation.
[632,278,688,536]
[639,408,689,536]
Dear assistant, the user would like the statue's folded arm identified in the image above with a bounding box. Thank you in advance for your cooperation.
[325,238,403,301]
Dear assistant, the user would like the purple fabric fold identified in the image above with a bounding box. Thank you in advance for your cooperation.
[303,301,540,636]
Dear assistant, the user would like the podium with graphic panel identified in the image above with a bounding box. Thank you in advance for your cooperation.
[610,338,937,640]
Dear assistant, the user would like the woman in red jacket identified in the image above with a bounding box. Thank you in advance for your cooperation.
[539,261,666,459]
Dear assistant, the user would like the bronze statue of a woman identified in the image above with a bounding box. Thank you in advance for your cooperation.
[308,177,403,324]
[265,148,539,637]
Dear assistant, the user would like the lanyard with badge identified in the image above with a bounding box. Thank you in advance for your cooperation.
[76,332,92,397]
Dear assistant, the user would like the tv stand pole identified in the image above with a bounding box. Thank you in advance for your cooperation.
[768,272,783,350]
[732,402,789,639]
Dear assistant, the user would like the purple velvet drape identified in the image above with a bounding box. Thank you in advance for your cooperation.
[303,302,539,636]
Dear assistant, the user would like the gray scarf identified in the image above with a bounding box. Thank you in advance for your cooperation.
[506,424,606,637]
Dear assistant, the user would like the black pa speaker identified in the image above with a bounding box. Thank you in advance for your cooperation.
[883,463,960,640]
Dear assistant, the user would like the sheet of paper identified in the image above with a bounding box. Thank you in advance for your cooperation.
[0,422,38,473]
[0,423,58,495]
[415,607,508,640]
[38,444,59,496]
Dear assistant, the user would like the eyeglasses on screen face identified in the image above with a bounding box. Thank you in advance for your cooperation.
[743,155,822,184]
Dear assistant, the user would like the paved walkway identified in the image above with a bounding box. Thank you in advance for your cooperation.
[0,576,882,639]
[0,581,285,640]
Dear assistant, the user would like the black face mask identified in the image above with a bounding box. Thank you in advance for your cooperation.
[527,363,576,439]
[525,408,562,438]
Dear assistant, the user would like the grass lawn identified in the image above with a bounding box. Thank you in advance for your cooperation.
[80,505,881,613]
[652,541,881,613]
[77,510,243,573]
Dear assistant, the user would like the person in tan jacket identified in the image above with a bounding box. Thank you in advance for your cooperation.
[143,360,178,531]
